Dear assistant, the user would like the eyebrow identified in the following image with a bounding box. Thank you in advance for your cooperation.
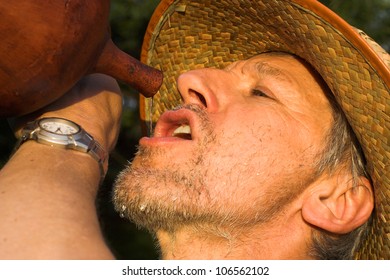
[252,62,293,83]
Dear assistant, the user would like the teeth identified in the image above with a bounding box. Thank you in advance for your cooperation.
[173,124,191,137]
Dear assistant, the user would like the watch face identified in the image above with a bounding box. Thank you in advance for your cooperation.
[39,118,80,135]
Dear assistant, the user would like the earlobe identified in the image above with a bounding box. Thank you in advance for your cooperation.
[302,176,373,234]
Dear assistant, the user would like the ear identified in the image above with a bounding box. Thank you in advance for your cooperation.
[301,173,374,234]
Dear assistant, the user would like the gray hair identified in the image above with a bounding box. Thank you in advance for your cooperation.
[310,86,372,259]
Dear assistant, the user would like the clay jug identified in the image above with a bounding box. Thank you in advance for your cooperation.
[0,0,163,117]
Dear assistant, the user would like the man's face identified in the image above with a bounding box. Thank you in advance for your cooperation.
[114,54,333,233]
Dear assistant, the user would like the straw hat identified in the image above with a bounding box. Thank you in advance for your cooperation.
[139,0,390,259]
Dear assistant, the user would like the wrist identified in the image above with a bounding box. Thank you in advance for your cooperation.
[12,117,108,180]
[12,141,103,189]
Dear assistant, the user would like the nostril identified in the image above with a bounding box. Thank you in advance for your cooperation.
[197,92,207,108]
[189,89,207,108]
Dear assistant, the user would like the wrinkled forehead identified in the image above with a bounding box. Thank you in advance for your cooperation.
[226,53,331,93]
[224,53,311,79]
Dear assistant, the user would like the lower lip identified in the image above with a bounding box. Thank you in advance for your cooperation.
[139,136,191,147]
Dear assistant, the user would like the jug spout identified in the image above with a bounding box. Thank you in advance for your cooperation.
[93,39,163,97]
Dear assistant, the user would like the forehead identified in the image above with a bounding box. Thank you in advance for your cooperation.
[231,54,332,100]
[226,53,312,78]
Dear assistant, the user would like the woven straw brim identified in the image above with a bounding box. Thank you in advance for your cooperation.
[140,0,390,259]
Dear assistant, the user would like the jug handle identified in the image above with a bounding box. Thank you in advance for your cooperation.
[93,39,163,97]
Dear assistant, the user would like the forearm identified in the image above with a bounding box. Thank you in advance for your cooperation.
[0,141,114,259]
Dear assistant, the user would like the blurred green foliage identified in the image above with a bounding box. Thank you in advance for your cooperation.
[99,0,161,260]
[320,0,390,51]
[0,0,389,259]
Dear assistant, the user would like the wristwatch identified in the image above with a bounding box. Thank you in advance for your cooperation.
[13,117,107,178]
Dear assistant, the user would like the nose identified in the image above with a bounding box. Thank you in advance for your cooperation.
[177,68,222,112]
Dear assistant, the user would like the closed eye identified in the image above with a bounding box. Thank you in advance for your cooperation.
[251,88,269,98]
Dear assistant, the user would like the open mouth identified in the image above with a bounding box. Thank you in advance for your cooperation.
[172,124,192,140]
[153,108,196,141]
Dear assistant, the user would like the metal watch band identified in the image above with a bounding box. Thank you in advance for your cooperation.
[87,138,107,180]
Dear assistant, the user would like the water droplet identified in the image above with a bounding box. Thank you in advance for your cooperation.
[119,205,127,218]
[148,97,154,136]
[139,204,147,212]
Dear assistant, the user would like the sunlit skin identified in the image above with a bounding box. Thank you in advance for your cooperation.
[114,54,335,259]
[0,55,373,259]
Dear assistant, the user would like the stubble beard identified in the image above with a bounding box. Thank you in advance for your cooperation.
[112,105,313,235]
[113,104,221,233]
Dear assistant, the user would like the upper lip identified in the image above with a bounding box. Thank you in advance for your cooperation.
[153,107,199,140]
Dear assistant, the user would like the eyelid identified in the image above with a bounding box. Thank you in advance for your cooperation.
[251,87,276,100]
[252,88,268,97]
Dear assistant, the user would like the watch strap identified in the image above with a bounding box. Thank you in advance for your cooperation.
[12,118,108,182]
[87,137,107,179]
[12,120,38,154]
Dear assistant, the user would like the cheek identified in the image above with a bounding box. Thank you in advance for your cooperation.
[209,111,320,178]
[213,113,294,156]
[202,123,276,190]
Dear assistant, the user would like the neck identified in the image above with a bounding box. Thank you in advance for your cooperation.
[156,219,312,259]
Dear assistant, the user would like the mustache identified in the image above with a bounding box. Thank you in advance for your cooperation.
[172,103,205,113]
